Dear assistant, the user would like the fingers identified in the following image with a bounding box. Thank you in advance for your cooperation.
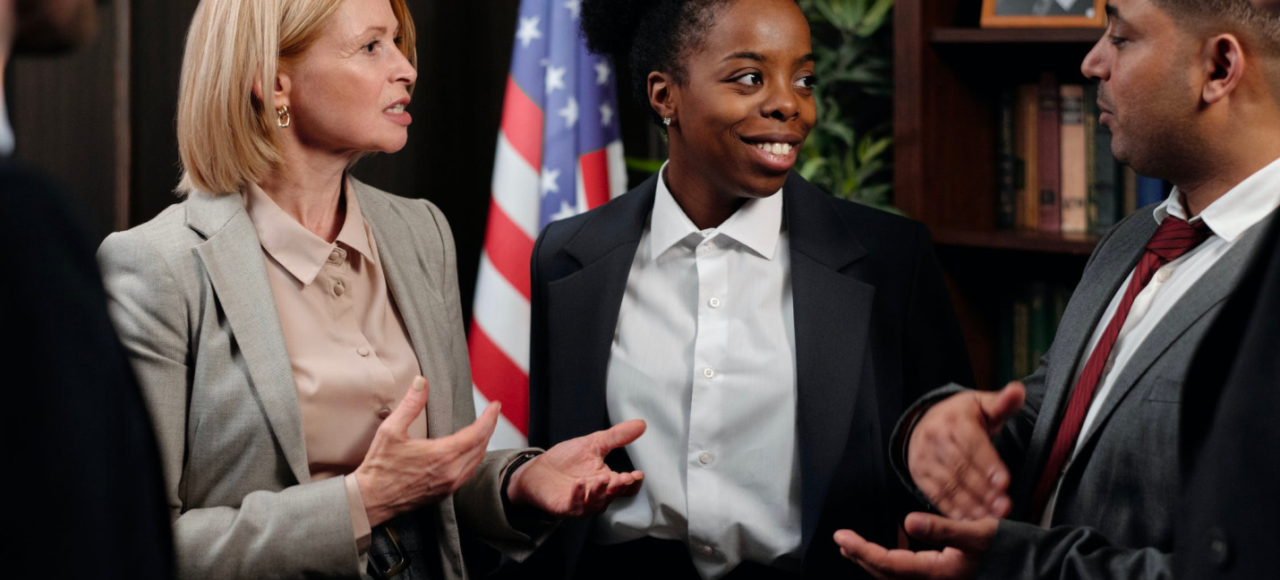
[834,529,926,579]
[447,401,501,450]
[903,512,996,553]
[910,393,1014,521]
[383,377,430,437]
[977,383,1026,434]
[593,419,646,453]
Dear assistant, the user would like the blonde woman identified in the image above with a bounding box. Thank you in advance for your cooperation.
[98,0,645,578]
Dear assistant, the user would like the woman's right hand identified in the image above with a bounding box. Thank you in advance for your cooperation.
[355,376,501,527]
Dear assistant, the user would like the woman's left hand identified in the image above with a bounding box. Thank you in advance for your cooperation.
[505,419,646,518]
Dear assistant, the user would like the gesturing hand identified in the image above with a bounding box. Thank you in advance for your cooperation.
[907,383,1025,520]
[834,513,996,580]
[355,376,500,528]
[506,420,647,518]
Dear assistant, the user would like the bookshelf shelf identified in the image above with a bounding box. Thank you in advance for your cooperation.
[895,1,1105,387]
[930,27,1104,45]
[932,229,1099,255]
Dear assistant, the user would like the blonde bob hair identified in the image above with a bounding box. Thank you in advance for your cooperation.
[175,0,417,195]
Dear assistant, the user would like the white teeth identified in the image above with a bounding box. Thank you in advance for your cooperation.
[386,104,405,114]
[755,142,792,155]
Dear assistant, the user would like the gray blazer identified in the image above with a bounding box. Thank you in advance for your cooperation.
[892,205,1276,579]
[99,179,542,579]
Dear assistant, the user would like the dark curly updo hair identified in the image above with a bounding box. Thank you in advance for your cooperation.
[581,0,794,126]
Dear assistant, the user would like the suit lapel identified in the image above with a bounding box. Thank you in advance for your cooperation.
[1073,212,1275,454]
[187,192,311,484]
[356,182,457,438]
[782,174,875,556]
[1009,213,1156,514]
[547,176,655,443]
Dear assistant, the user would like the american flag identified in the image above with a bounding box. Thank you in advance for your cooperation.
[469,0,627,448]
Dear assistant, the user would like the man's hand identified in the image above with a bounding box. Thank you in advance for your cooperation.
[907,383,1025,520]
[506,420,646,518]
[834,513,997,580]
[356,377,500,527]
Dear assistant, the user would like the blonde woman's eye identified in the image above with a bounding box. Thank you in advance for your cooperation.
[364,41,379,53]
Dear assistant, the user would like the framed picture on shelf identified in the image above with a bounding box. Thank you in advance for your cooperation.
[981,0,1107,28]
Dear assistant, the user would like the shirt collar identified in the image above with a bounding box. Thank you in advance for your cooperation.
[649,161,784,261]
[1155,155,1280,243]
[243,177,375,286]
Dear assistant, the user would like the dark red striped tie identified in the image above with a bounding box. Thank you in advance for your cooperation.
[1030,216,1212,521]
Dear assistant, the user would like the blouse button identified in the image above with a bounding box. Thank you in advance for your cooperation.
[377,407,391,420]
[357,347,370,357]
[333,282,345,297]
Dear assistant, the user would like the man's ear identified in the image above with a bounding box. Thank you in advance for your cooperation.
[1201,33,1246,105]
[648,71,678,125]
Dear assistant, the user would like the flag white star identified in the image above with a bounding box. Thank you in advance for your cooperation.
[516,16,542,48]
[559,96,579,128]
[540,167,561,196]
[595,60,612,86]
[564,0,581,19]
[550,200,577,221]
[600,103,614,126]
[545,65,567,94]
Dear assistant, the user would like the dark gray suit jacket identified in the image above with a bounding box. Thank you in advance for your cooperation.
[893,204,1276,579]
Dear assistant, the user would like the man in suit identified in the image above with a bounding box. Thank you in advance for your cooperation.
[835,0,1280,578]
[1,0,173,577]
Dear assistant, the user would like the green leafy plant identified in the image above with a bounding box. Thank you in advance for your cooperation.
[797,0,896,209]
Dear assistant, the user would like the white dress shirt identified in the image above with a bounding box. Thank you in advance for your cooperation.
[596,164,802,579]
[1041,155,1280,527]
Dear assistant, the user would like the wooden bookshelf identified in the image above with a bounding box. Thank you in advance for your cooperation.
[894,0,1107,387]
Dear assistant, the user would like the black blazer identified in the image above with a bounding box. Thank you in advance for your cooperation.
[1,162,173,578]
[522,172,973,577]
[1177,215,1280,579]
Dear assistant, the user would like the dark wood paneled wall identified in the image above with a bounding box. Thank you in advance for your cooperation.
[10,0,523,321]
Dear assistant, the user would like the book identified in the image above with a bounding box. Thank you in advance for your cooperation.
[998,90,1017,229]
[1137,175,1169,207]
[1029,282,1052,373]
[1016,84,1040,230]
[1059,84,1087,234]
[1037,73,1062,233]
[1123,166,1138,215]
[1087,84,1119,234]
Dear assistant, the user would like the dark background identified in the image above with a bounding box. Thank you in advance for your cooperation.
[6,0,657,323]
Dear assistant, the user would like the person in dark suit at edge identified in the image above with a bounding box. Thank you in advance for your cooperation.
[0,0,173,577]
[1178,4,1280,575]
[516,0,973,578]
[834,0,1280,579]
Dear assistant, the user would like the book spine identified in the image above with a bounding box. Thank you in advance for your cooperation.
[1016,84,1040,230]
[1084,85,1099,234]
[1038,73,1062,233]
[1094,103,1118,233]
[1123,166,1138,215]
[998,90,1017,229]
[1136,175,1167,207]
[1060,84,1087,234]
[1029,282,1052,371]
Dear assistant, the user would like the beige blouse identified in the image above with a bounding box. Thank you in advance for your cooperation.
[244,180,426,551]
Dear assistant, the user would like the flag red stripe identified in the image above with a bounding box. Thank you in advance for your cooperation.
[482,202,534,300]
[468,324,530,434]
[580,149,611,210]
[501,76,543,170]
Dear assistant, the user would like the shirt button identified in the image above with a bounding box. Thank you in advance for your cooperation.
[377,407,391,419]
[702,367,715,379]
[1156,269,1172,283]
[708,297,721,308]
[357,347,370,357]
[328,249,342,264]
[696,544,715,557]
[698,452,713,466]
[333,282,345,296]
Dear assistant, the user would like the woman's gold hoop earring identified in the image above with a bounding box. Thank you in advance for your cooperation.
[277,105,291,129]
